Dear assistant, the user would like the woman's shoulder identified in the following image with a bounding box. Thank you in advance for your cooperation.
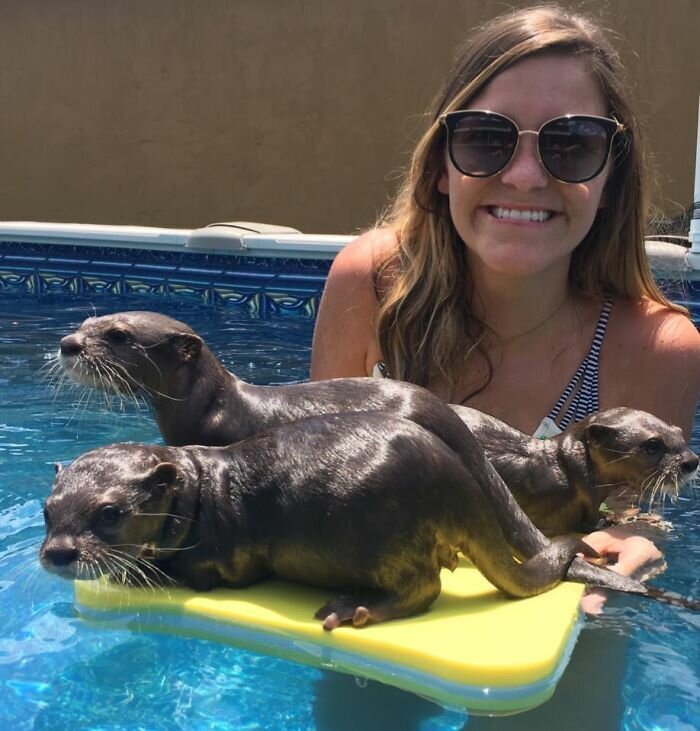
[310,228,398,379]
[330,227,399,276]
[603,296,700,435]
[612,297,699,352]
[321,226,400,308]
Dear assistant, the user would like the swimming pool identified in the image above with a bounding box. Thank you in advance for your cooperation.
[0,232,698,730]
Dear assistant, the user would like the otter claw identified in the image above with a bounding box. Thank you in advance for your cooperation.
[576,540,600,559]
[322,612,341,631]
[352,606,370,627]
[316,597,375,630]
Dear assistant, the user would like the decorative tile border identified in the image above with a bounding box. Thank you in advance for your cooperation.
[0,240,331,316]
[2,239,697,320]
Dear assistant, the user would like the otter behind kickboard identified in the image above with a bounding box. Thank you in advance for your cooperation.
[453,404,699,536]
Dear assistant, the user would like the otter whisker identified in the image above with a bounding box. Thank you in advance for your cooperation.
[140,385,188,402]
[644,468,663,497]
[107,357,184,405]
[130,558,179,589]
[48,369,74,408]
[147,544,201,553]
[39,357,65,389]
[638,466,663,503]
[108,547,178,590]
[91,360,121,412]
[74,368,101,407]
[62,384,91,427]
[86,561,99,583]
[20,560,47,606]
[8,549,45,595]
[98,359,133,405]
[595,480,627,491]
[135,345,165,383]
[124,347,188,403]
[106,551,156,591]
[605,453,633,466]
[645,471,669,514]
[143,334,192,350]
[97,361,138,413]
[131,511,198,524]
[106,551,179,595]
[111,541,202,555]
[103,358,143,399]
[596,447,636,456]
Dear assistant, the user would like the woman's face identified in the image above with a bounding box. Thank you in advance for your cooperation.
[437,53,611,282]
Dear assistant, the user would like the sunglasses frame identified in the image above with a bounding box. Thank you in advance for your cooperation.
[439,110,625,184]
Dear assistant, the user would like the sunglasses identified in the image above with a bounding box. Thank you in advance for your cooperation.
[439,110,625,184]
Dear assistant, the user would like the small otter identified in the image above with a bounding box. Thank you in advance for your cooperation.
[57,312,697,536]
[42,411,672,630]
[453,406,698,536]
[58,310,460,448]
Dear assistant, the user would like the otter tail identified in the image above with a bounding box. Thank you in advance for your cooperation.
[407,401,551,559]
[644,586,700,611]
[566,557,699,611]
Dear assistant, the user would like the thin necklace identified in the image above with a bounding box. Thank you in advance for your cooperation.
[495,294,571,345]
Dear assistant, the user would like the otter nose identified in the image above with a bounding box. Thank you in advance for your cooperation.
[60,334,82,357]
[43,540,79,566]
[681,452,699,475]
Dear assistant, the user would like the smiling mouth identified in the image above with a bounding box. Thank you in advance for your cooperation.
[488,206,554,222]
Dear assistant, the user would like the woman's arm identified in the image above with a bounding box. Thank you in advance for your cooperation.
[310,230,393,380]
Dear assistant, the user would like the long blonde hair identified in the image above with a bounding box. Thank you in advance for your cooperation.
[375,4,682,397]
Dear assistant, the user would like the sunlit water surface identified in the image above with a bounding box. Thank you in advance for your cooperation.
[0,291,698,731]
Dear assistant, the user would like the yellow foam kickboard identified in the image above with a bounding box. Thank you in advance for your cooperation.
[74,559,584,714]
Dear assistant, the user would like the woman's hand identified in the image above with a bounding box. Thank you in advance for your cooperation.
[578,526,665,615]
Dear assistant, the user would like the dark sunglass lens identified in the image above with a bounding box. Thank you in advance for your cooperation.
[449,113,516,176]
[539,117,611,182]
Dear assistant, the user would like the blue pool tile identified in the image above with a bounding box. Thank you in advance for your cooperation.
[45,256,92,265]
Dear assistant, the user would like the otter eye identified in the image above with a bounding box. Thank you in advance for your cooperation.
[99,505,122,525]
[641,438,665,456]
[106,328,129,344]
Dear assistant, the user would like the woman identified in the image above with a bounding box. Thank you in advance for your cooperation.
[310,4,700,606]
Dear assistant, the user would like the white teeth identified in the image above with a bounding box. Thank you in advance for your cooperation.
[492,207,552,222]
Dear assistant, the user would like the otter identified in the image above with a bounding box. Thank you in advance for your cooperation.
[453,406,698,536]
[43,411,686,631]
[57,311,698,535]
[57,310,456,448]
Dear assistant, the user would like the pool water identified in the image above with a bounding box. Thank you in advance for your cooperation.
[0,290,698,731]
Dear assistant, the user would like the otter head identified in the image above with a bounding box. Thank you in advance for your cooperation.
[40,443,187,586]
[58,311,204,400]
[582,407,698,506]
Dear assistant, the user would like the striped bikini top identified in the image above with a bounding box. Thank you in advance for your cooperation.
[372,298,614,439]
[533,297,613,438]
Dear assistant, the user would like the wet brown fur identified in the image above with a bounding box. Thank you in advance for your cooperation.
[59,312,698,537]
[454,406,698,536]
[43,412,671,630]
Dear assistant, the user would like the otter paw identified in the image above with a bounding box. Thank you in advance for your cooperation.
[315,597,373,631]
[188,571,221,592]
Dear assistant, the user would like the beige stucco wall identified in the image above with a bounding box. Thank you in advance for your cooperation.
[0,0,697,233]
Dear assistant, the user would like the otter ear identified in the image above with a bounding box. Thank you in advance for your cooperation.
[54,462,64,475]
[172,333,203,362]
[585,423,617,449]
[144,462,179,490]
